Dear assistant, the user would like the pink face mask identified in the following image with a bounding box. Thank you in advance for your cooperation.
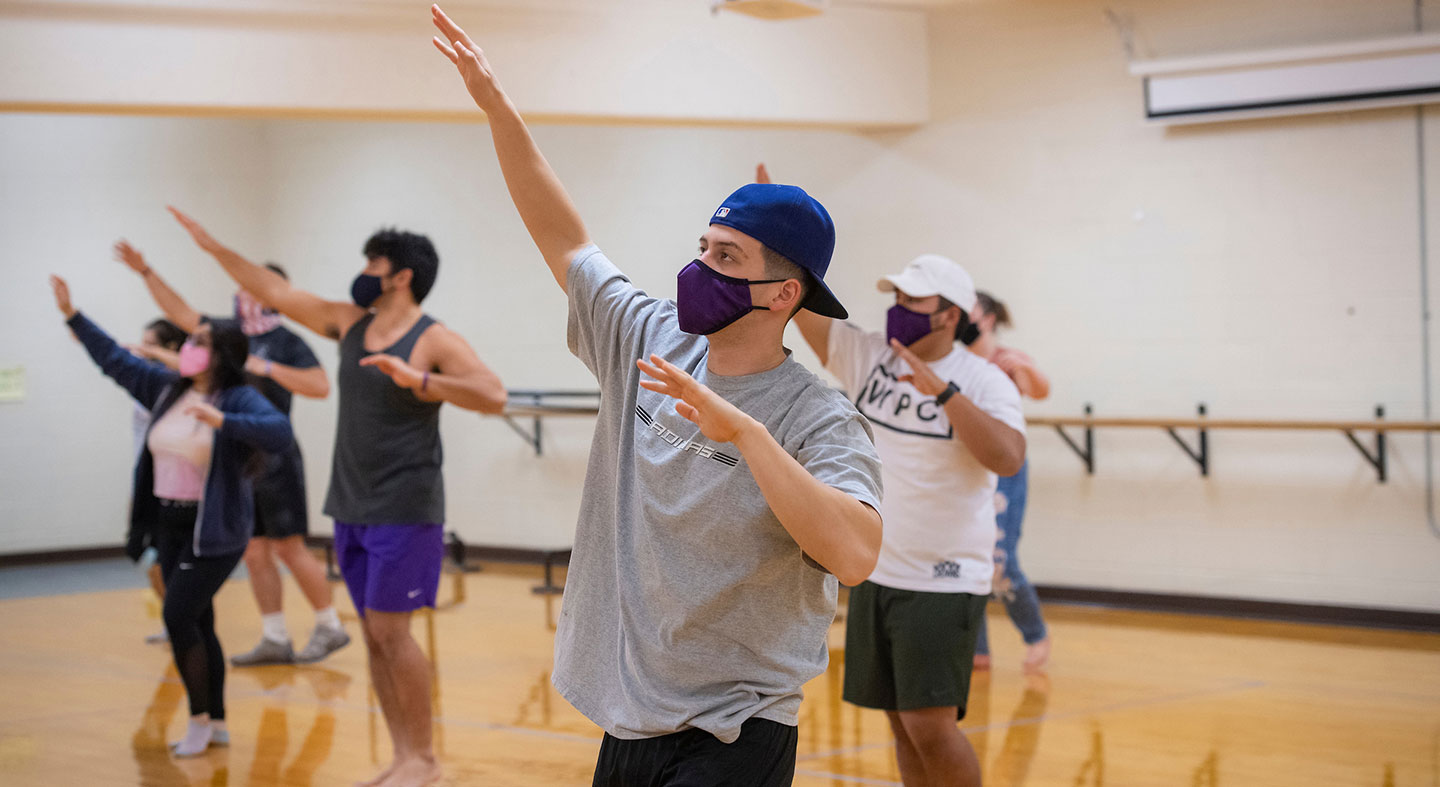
[178,341,211,378]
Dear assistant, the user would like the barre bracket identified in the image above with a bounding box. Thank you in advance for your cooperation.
[1342,405,1387,483]
[1054,403,1095,474]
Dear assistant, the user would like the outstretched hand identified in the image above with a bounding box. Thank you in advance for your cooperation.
[360,353,425,390]
[636,354,755,445]
[113,240,149,275]
[167,206,222,254]
[431,5,506,113]
[755,163,772,184]
[49,275,76,319]
[889,338,948,397]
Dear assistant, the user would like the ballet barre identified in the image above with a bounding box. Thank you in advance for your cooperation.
[498,390,602,456]
[1031,404,1440,482]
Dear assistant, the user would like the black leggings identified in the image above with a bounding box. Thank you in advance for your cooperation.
[154,502,243,720]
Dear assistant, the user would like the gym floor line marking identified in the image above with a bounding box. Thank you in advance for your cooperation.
[796,678,1268,762]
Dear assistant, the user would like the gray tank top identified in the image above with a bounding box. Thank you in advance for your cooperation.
[322,313,445,525]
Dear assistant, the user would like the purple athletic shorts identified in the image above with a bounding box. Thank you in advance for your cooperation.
[334,522,444,616]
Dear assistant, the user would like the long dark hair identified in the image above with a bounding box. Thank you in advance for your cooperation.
[183,317,268,477]
[145,318,188,351]
[200,317,251,392]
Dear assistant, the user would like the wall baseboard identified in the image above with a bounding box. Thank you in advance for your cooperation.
[1033,584,1439,633]
[4,543,1434,632]
[0,545,128,567]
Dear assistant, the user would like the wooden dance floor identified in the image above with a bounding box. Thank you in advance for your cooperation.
[0,562,1436,785]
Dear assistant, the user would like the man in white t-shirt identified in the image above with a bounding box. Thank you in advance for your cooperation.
[794,253,1026,787]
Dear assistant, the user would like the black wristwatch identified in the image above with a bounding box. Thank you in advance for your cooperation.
[935,381,961,406]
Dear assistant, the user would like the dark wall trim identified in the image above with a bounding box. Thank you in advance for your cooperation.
[0,545,128,567]
[5,544,1434,632]
[1036,584,1440,633]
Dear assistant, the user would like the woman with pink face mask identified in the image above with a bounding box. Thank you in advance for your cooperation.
[50,275,292,759]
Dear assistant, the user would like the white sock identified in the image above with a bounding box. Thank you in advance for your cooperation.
[172,718,212,757]
[261,613,289,644]
[314,607,342,632]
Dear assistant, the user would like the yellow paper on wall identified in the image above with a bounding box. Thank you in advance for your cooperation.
[0,366,25,402]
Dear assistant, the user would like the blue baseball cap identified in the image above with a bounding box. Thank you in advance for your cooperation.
[709,183,847,320]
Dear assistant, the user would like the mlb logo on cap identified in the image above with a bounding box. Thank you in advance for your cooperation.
[716,207,731,218]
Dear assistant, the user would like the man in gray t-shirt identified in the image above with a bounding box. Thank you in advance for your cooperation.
[433,7,884,784]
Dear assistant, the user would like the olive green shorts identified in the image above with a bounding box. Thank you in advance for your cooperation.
[842,581,987,719]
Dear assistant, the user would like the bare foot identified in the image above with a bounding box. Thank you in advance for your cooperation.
[356,762,396,787]
[378,756,441,787]
[973,653,992,671]
[1022,637,1051,674]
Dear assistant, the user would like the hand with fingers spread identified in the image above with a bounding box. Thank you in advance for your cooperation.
[432,4,507,113]
[167,206,223,254]
[185,401,225,429]
[889,338,950,398]
[360,353,426,391]
[49,275,76,319]
[637,354,756,445]
[114,240,151,276]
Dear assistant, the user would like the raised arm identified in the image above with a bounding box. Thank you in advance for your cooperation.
[994,347,1050,401]
[114,241,202,333]
[638,355,881,585]
[432,5,591,292]
[51,275,178,409]
[792,311,833,367]
[359,325,507,414]
[167,207,364,341]
[891,339,1026,476]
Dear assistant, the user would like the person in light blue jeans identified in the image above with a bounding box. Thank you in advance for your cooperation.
[969,291,1053,672]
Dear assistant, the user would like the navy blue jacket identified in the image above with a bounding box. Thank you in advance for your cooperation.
[68,313,294,558]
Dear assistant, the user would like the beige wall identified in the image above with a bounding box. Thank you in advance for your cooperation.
[0,0,928,127]
[905,0,1439,610]
[0,114,271,553]
[2,0,1436,611]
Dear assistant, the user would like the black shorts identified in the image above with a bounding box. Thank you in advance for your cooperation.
[842,581,986,719]
[592,717,797,787]
[252,445,308,540]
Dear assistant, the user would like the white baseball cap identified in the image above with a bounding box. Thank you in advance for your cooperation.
[877,254,977,313]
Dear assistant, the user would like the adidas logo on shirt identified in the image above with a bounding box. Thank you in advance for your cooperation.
[636,404,740,467]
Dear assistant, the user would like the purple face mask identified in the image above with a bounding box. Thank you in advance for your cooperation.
[886,303,936,347]
[676,260,785,335]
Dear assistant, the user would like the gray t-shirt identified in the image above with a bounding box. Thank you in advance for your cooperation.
[555,246,883,744]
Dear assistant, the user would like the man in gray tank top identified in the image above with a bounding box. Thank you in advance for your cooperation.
[168,209,508,787]
[434,8,884,785]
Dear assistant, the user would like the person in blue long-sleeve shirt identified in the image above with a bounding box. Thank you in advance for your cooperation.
[50,275,292,758]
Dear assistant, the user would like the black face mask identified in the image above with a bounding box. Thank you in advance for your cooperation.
[957,312,981,345]
[351,273,384,308]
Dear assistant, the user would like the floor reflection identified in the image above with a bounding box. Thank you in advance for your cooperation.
[131,665,188,787]
[989,674,1050,786]
[512,670,557,729]
[1072,726,1104,787]
[1190,750,1218,787]
[247,705,335,787]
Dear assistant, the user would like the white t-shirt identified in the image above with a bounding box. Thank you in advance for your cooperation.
[827,322,1025,594]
